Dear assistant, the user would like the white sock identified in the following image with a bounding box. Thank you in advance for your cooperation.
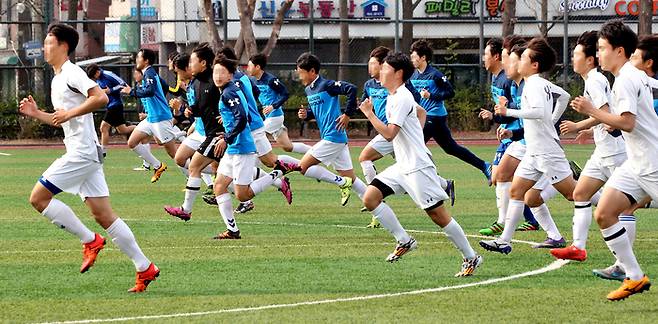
[572,201,592,249]
[437,175,448,190]
[216,193,238,232]
[601,222,643,280]
[106,218,150,271]
[292,142,312,154]
[305,165,345,186]
[202,173,214,187]
[591,191,601,206]
[360,160,377,184]
[353,178,367,199]
[442,218,476,259]
[619,214,637,246]
[253,167,282,189]
[42,199,95,243]
[372,202,410,243]
[182,177,202,212]
[530,204,562,240]
[142,160,150,168]
[540,185,558,203]
[178,165,190,177]
[133,144,161,169]
[500,199,525,243]
[250,170,283,196]
[495,182,511,224]
[278,155,300,166]
[648,200,658,208]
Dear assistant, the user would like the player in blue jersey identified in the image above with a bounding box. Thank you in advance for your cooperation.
[122,48,177,183]
[211,54,297,239]
[296,52,369,206]
[247,53,313,155]
[477,37,540,236]
[409,40,492,184]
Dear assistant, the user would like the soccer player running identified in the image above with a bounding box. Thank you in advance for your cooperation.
[570,21,654,301]
[122,48,177,183]
[409,40,492,184]
[86,64,134,157]
[478,37,541,235]
[211,54,297,239]
[550,31,626,264]
[18,23,158,292]
[296,52,369,206]
[359,52,483,276]
[247,53,313,155]
[479,38,576,255]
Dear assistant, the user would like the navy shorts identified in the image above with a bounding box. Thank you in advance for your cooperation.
[492,141,512,166]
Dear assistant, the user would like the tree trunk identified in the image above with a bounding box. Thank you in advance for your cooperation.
[235,0,257,60]
[502,0,516,37]
[401,0,414,52]
[539,0,547,37]
[68,0,78,60]
[338,0,349,81]
[203,0,223,51]
[639,0,652,36]
[262,0,294,56]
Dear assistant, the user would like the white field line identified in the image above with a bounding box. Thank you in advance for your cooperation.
[0,152,12,156]
[38,259,569,324]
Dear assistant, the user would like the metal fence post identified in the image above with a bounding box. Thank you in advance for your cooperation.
[394,0,400,52]
[563,0,569,87]
[223,0,228,44]
[478,0,484,107]
[309,0,314,54]
[44,0,53,108]
[136,0,142,52]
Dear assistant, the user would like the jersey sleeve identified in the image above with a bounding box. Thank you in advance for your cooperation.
[326,80,358,116]
[222,90,249,145]
[405,81,422,103]
[68,66,99,97]
[387,95,414,127]
[269,77,289,109]
[430,71,455,101]
[506,81,548,120]
[614,76,638,116]
[131,69,157,98]
[586,78,609,109]
[550,83,571,124]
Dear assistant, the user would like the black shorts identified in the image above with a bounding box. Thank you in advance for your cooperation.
[197,136,223,162]
[103,105,127,127]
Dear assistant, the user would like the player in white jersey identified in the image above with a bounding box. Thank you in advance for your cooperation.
[571,21,653,301]
[359,52,483,277]
[551,31,627,263]
[18,24,158,292]
[479,38,577,255]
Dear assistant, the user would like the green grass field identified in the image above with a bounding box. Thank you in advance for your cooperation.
[1,144,657,323]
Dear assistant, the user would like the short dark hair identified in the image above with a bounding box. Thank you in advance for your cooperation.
[213,54,238,74]
[192,43,215,68]
[637,35,658,74]
[503,35,526,53]
[384,52,414,82]
[527,37,557,73]
[486,38,503,59]
[174,53,190,70]
[410,39,433,62]
[168,51,180,61]
[218,46,238,60]
[370,46,391,64]
[577,31,599,67]
[296,52,321,73]
[599,20,637,59]
[138,48,157,66]
[47,23,79,55]
[510,44,526,58]
[250,53,268,69]
[86,63,100,79]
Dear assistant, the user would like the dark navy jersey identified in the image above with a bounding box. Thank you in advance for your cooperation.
[189,68,222,136]
[255,71,289,118]
[95,69,126,109]
[234,71,264,131]
[186,79,205,136]
[303,76,358,143]
[131,66,172,123]
[219,81,256,154]
[362,79,420,124]
[410,65,454,117]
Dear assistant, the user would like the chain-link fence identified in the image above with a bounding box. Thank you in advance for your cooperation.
[0,0,655,138]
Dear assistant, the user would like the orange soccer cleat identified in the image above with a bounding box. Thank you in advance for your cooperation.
[607,275,651,301]
[550,245,587,262]
[80,233,105,273]
[128,263,160,293]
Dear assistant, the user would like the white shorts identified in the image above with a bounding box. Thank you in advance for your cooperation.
[40,156,109,200]
[504,141,526,161]
[181,131,206,151]
[218,153,257,186]
[251,127,273,157]
[367,134,394,156]
[136,119,176,144]
[263,116,287,139]
[309,140,353,171]
[531,175,552,191]
[515,153,572,184]
[606,162,658,203]
[581,153,627,183]
[375,164,449,210]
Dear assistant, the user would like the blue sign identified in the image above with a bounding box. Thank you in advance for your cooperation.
[361,0,388,17]
[23,40,43,59]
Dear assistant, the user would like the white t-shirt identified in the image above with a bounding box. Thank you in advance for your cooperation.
[385,84,434,174]
[584,69,626,158]
[507,74,564,155]
[611,62,658,176]
[51,61,101,162]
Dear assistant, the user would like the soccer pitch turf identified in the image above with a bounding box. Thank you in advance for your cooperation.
[1,144,657,323]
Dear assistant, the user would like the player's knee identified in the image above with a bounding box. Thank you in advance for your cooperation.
[362,192,381,211]
[496,168,513,182]
[29,193,48,212]
[281,142,293,152]
[524,193,543,208]
[174,156,187,168]
[509,187,526,201]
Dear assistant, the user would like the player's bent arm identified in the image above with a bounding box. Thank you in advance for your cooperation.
[416,105,426,127]
[29,110,58,126]
[576,116,601,131]
[588,109,635,132]
[366,112,400,141]
[67,86,109,119]
[505,105,543,119]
